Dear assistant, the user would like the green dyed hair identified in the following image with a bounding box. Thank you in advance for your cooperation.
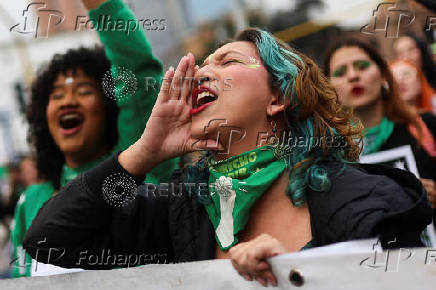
[187,28,362,207]
[235,28,361,206]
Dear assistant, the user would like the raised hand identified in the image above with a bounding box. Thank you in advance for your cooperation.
[119,53,220,178]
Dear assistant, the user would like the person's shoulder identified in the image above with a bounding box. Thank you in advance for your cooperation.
[420,111,436,121]
[22,182,55,209]
[420,112,436,134]
[24,182,54,199]
[309,162,432,247]
[331,162,423,207]
[312,162,396,205]
[311,160,427,221]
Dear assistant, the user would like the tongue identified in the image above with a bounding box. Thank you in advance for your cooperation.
[198,96,216,106]
[60,117,82,129]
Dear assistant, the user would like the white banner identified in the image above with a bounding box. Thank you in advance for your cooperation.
[2,240,436,290]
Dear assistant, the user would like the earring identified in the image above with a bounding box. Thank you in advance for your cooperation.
[271,120,278,133]
[269,120,280,146]
[382,81,389,92]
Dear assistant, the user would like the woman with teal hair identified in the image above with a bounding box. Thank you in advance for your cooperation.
[23,28,431,286]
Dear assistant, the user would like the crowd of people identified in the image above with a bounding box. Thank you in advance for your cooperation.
[0,0,435,286]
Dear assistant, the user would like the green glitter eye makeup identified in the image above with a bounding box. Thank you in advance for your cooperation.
[331,60,371,77]
[204,52,262,69]
[332,65,346,77]
[353,60,371,70]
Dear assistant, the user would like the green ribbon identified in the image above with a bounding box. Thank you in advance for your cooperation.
[362,117,395,155]
[205,145,291,251]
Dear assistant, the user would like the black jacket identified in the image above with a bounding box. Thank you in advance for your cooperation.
[381,113,436,181]
[23,154,432,270]
[381,112,436,221]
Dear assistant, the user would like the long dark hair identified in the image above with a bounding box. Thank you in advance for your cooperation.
[323,38,419,128]
[401,33,436,89]
[27,46,118,189]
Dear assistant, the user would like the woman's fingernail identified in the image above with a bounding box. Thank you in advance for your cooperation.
[169,66,174,71]
[195,65,199,70]
[256,277,267,287]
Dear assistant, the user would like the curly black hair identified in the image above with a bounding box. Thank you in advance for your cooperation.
[27,46,118,189]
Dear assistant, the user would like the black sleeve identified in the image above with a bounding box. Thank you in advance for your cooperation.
[309,164,433,249]
[343,177,432,248]
[23,153,174,269]
[421,112,436,138]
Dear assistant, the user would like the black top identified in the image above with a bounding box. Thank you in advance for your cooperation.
[381,113,436,221]
[381,113,436,181]
[23,154,432,270]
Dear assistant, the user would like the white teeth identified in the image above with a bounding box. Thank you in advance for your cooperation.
[60,113,82,122]
[197,91,217,103]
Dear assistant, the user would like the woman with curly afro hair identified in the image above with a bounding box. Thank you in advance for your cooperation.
[28,46,118,190]
[11,0,178,277]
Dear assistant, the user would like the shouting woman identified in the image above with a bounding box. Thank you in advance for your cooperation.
[23,29,431,286]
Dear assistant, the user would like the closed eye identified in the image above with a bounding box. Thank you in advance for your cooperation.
[50,93,64,100]
[223,59,243,65]
[77,90,94,96]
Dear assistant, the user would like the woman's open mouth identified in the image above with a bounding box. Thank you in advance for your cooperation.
[190,86,218,115]
[351,86,364,96]
[58,111,84,136]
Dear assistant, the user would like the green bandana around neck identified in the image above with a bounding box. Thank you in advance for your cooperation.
[362,117,394,155]
[205,144,291,251]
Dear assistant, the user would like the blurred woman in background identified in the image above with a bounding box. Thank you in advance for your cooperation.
[390,59,436,114]
[324,38,436,210]
[393,34,436,89]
